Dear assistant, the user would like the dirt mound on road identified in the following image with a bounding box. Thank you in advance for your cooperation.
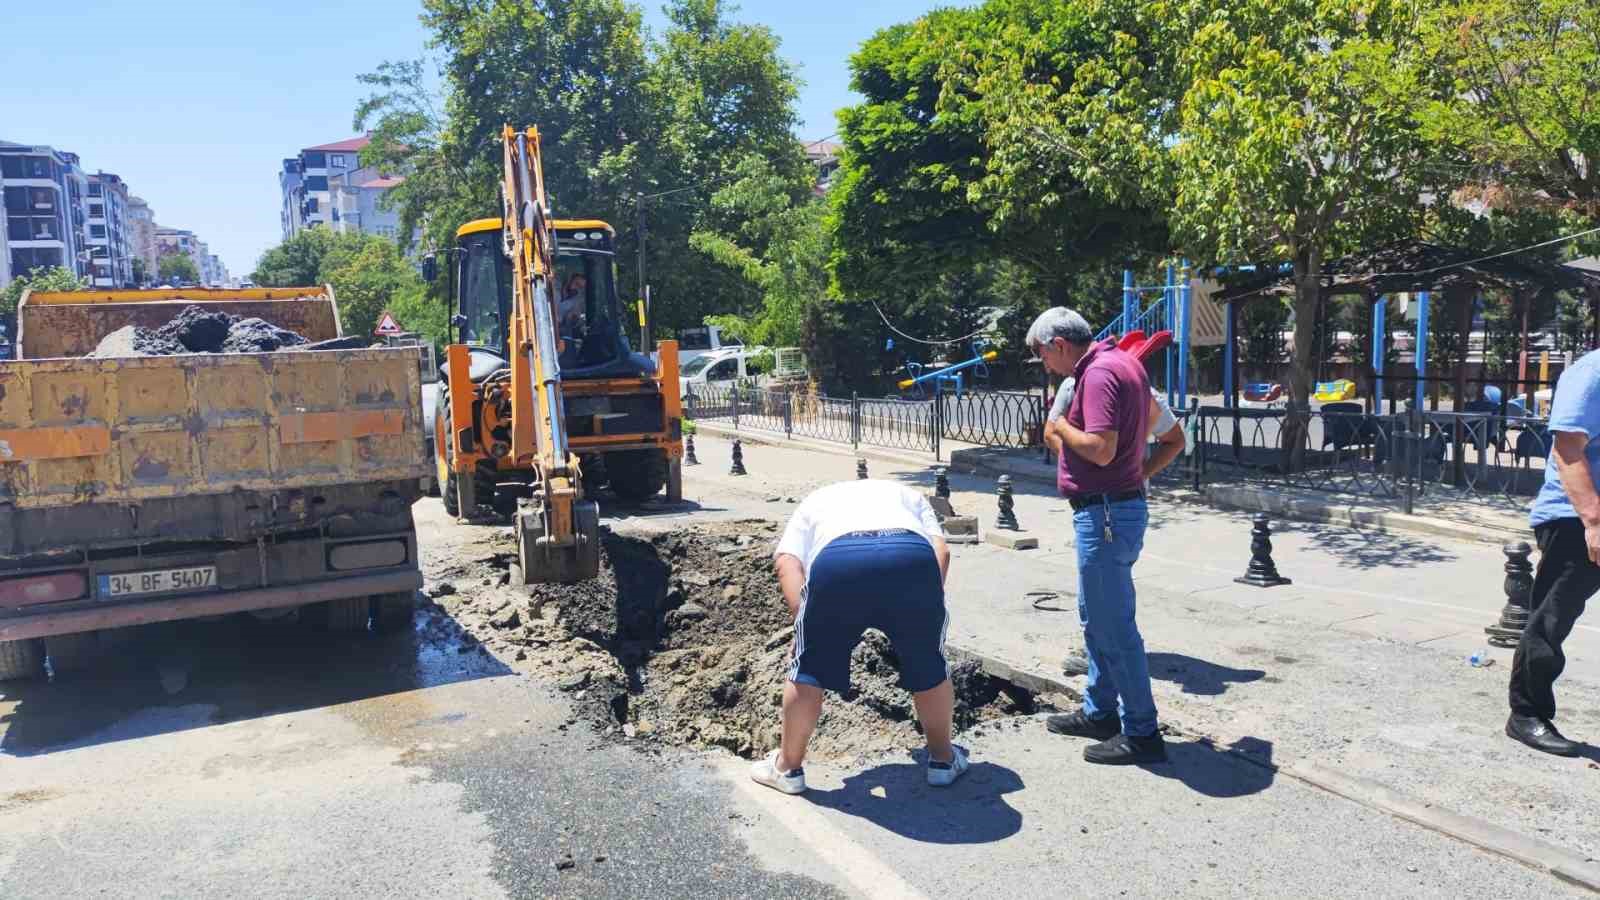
[155,305,235,352]
[86,325,188,358]
[425,521,1046,762]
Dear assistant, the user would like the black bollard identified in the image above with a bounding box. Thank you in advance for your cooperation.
[995,475,1020,531]
[1234,513,1291,587]
[935,466,951,500]
[1485,541,1534,647]
[730,439,747,476]
[857,458,868,480]
[684,434,699,466]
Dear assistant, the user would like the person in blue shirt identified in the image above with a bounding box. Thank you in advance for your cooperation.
[1507,348,1600,756]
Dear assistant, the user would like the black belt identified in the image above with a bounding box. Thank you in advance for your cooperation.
[1066,490,1144,511]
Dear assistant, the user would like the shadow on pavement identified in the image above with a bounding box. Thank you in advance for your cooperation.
[1142,735,1276,798]
[0,599,513,758]
[1148,652,1266,696]
[1272,519,1458,571]
[804,755,1024,844]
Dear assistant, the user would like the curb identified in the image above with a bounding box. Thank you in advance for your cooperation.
[947,447,1524,548]
[1200,483,1524,547]
[946,643,1600,894]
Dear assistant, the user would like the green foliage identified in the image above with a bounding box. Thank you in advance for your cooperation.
[690,156,824,347]
[1,266,88,315]
[1420,0,1600,217]
[157,252,199,284]
[252,230,425,340]
[130,257,147,285]
[354,0,805,342]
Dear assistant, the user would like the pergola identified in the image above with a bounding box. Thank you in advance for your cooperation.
[1210,240,1600,413]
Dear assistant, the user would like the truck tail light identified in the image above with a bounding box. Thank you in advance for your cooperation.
[0,572,88,608]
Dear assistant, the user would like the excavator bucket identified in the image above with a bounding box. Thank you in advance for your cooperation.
[514,499,601,584]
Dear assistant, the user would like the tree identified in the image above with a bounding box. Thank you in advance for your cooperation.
[1166,0,1448,415]
[1421,0,1600,218]
[321,238,424,339]
[252,228,346,286]
[690,157,824,347]
[252,230,426,338]
[130,257,147,286]
[158,251,199,284]
[830,1,1171,318]
[1,266,88,316]
[355,0,805,339]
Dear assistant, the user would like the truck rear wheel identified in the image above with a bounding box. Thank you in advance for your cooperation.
[43,632,101,674]
[372,591,417,633]
[0,638,43,682]
[607,449,668,504]
[320,596,371,632]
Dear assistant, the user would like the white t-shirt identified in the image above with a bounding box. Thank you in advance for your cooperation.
[774,480,945,574]
[1050,379,1177,436]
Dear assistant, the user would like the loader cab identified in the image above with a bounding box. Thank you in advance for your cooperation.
[452,218,646,380]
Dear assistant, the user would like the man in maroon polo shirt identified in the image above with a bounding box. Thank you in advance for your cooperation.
[1027,307,1166,765]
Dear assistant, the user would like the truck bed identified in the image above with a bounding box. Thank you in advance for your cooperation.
[0,347,427,526]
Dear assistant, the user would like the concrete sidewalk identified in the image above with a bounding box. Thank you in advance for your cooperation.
[680,431,1600,880]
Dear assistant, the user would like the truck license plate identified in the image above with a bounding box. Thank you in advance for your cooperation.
[99,566,217,598]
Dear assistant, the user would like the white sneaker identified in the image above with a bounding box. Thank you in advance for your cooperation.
[926,746,970,787]
[750,749,806,795]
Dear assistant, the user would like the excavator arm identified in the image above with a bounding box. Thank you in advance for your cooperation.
[501,125,599,583]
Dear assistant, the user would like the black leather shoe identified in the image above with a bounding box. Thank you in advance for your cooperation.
[1061,654,1090,677]
[1505,714,1580,757]
[1046,710,1119,740]
[1084,733,1168,765]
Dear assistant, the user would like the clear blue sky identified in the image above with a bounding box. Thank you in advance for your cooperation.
[2,0,952,278]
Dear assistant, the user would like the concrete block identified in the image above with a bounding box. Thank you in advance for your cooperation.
[984,530,1039,551]
[928,495,957,519]
[942,515,978,536]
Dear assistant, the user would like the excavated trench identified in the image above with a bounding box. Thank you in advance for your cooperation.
[423,520,1054,761]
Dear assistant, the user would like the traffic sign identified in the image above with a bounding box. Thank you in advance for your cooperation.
[374,312,403,336]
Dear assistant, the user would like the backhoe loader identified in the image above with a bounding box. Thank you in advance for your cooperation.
[432,126,683,584]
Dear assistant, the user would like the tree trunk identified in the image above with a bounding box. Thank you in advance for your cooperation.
[1283,248,1321,472]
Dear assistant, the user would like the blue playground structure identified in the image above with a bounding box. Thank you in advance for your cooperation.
[897,340,999,400]
[1096,263,1194,409]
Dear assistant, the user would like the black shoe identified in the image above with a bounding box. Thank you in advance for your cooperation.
[1061,654,1090,677]
[1084,733,1168,766]
[1046,710,1119,740]
[1505,714,1580,757]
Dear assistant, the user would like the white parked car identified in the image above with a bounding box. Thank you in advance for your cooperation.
[679,346,766,400]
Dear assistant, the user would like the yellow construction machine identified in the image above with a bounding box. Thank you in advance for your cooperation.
[431,126,683,584]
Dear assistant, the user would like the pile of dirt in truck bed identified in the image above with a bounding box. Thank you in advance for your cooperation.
[85,305,309,357]
[423,521,1050,762]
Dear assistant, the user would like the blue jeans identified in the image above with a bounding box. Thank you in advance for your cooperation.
[1073,497,1158,737]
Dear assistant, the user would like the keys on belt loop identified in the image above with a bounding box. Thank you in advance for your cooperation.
[1101,497,1113,544]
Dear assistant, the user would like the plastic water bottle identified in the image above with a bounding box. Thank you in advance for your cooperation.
[1469,649,1493,668]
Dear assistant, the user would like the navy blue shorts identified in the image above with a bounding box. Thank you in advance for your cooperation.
[790,529,948,694]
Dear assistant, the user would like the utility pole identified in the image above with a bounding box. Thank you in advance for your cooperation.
[635,193,647,347]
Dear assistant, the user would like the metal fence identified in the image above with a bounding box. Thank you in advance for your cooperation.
[1187,404,1555,513]
[684,383,1044,458]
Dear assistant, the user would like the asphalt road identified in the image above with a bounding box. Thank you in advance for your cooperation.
[2,476,1593,898]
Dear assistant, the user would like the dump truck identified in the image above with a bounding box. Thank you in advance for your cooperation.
[430,126,683,583]
[0,286,429,680]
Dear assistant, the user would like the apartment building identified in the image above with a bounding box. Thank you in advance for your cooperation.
[328,164,405,243]
[127,195,158,285]
[0,140,91,290]
[86,172,134,288]
[279,136,371,239]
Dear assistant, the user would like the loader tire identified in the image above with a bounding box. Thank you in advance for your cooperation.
[442,402,461,518]
[606,449,668,504]
[0,638,43,682]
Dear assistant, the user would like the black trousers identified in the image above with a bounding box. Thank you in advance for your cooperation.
[1510,518,1600,720]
